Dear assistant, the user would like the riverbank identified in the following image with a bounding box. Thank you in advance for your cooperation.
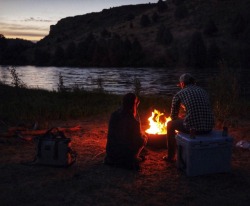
[0,115,250,206]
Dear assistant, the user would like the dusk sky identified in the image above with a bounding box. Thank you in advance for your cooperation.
[0,0,158,42]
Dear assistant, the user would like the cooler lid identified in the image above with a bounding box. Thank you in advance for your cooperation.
[176,130,233,144]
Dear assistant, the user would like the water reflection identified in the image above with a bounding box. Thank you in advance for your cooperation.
[0,66,217,96]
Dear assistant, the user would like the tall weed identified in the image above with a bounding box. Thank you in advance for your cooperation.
[8,66,26,88]
[57,72,67,92]
[133,77,142,96]
[209,61,240,126]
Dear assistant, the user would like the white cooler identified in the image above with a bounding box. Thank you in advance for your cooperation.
[175,130,233,176]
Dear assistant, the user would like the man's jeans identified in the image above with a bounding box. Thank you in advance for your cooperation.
[167,119,188,159]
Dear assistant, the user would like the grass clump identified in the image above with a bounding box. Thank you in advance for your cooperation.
[0,83,170,128]
[208,61,249,127]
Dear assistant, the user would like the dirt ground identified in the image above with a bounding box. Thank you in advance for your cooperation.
[0,115,250,206]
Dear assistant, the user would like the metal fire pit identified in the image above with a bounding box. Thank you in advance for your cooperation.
[146,133,167,149]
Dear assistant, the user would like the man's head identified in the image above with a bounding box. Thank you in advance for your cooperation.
[178,73,195,88]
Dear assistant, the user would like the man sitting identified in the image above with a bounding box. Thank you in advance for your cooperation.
[164,73,214,162]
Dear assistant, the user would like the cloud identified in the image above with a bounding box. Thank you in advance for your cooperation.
[0,21,49,32]
[0,20,49,41]
[24,17,54,23]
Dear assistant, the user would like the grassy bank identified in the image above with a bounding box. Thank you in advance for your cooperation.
[1,65,249,129]
[0,83,171,128]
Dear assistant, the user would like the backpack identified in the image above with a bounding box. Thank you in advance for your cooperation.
[34,128,77,167]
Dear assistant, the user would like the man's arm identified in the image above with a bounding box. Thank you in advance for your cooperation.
[170,95,181,120]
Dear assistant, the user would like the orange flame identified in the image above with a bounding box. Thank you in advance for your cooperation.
[145,109,171,134]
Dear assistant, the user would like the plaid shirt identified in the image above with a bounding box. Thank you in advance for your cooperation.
[170,85,214,132]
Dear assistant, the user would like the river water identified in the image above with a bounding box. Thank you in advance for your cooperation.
[0,65,233,96]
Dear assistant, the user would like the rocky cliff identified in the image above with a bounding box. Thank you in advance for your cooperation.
[1,0,250,69]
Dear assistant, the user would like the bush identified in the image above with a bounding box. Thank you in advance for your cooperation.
[231,13,246,38]
[209,62,241,124]
[156,24,173,45]
[140,14,151,27]
[174,4,189,20]
[206,41,221,68]
[152,12,159,23]
[157,0,168,13]
[186,32,207,68]
[8,66,26,88]
[203,19,218,36]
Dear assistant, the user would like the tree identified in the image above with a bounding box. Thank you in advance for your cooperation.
[101,28,111,38]
[203,19,218,37]
[157,0,168,13]
[129,38,145,66]
[207,41,221,68]
[140,14,150,27]
[173,0,186,6]
[175,4,189,20]
[0,34,7,63]
[152,12,159,23]
[65,41,76,66]
[65,41,76,59]
[53,46,65,66]
[186,32,207,68]
[75,33,96,66]
[156,24,173,45]
[34,49,49,66]
[231,13,246,38]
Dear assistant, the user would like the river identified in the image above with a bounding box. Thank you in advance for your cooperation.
[0,65,237,96]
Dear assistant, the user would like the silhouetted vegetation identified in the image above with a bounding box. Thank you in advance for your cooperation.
[151,12,159,23]
[0,66,248,127]
[173,0,186,6]
[156,24,173,45]
[207,41,221,68]
[157,0,168,13]
[140,14,151,27]
[231,13,247,39]
[186,32,207,69]
[203,19,218,37]
[174,4,189,20]
[208,62,249,124]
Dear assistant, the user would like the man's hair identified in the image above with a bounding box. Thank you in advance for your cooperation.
[179,73,195,85]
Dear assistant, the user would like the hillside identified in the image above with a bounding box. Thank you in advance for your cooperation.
[1,0,250,68]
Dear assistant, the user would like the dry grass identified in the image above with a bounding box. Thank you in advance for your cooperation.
[0,115,250,206]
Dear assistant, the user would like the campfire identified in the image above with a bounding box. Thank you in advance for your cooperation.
[146,109,171,135]
[145,109,171,148]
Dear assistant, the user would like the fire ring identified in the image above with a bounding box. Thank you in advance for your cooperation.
[146,133,167,149]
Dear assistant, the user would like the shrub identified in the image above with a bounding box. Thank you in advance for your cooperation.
[8,66,26,88]
[208,62,241,124]
[203,19,218,36]
[101,28,111,38]
[133,77,142,97]
[186,32,207,68]
[140,14,150,27]
[125,13,135,21]
[231,13,246,38]
[174,4,189,20]
[156,24,173,45]
[207,41,221,68]
[152,12,159,23]
[157,0,168,13]
[57,72,67,92]
[173,0,186,6]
